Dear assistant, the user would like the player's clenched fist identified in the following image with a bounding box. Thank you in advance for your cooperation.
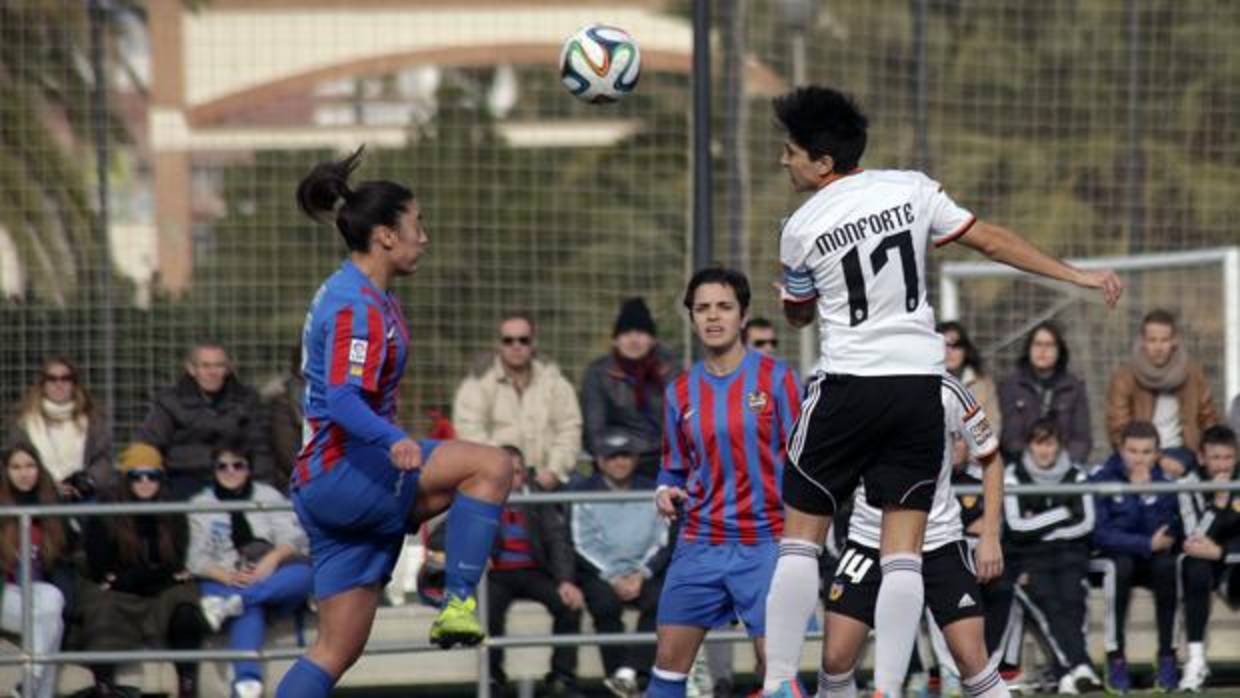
[655,485,688,521]
[390,438,423,471]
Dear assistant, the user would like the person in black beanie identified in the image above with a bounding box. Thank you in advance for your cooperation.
[580,297,682,481]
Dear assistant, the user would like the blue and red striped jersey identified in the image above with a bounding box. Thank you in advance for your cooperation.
[491,508,537,571]
[294,260,410,487]
[658,351,801,544]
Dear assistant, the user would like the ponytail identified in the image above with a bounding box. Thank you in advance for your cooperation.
[295,145,413,252]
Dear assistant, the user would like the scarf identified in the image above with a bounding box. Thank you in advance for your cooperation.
[1022,448,1072,485]
[613,350,664,413]
[213,480,256,551]
[20,399,88,483]
[1129,340,1188,392]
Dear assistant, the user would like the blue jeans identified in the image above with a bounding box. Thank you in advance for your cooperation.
[201,562,314,683]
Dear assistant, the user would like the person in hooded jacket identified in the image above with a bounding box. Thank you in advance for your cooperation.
[1089,421,1181,694]
[998,322,1092,464]
[1003,419,1099,694]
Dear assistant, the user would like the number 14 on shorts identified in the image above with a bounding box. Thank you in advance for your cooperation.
[835,547,875,584]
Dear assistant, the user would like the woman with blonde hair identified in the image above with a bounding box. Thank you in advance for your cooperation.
[11,356,114,500]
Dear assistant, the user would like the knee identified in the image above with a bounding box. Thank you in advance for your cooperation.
[1184,559,1214,592]
[822,640,859,676]
[33,584,64,619]
[482,447,515,491]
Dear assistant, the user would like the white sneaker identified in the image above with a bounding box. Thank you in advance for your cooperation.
[201,593,244,632]
[1070,663,1103,693]
[233,679,264,698]
[1057,673,1080,695]
[1178,656,1210,692]
[604,667,640,698]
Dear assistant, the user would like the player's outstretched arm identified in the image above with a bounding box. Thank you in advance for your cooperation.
[957,221,1123,308]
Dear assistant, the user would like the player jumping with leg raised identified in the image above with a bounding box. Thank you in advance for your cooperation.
[762,86,1123,697]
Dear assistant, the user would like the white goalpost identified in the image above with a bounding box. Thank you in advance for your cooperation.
[938,246,1240,409]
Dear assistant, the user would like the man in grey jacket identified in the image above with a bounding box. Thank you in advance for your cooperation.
[571,430,670,697]
[580,298,681,481]
[137,342,273,499]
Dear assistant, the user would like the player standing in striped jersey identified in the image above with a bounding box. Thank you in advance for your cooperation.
[818,376,1007,698]
[761,86,1124,698]
[645,267,802,698]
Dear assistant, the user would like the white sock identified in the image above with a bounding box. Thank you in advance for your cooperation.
[762,539,822,693]
[1189,641,1205,663]
[818,667,857,698]
[963,667,1010,698]
[873,554,923,696]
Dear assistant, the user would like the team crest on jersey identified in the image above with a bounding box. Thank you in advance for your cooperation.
[349,339,368,364]
[746,391,770,413]
[828,581,844,601]
[961,495,977,509]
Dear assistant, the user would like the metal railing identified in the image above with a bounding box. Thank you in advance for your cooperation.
[2,479,1239,697]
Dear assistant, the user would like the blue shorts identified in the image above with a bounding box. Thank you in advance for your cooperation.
[657,540,778,637]
[292,440,440,599]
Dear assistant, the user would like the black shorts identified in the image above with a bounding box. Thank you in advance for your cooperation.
[784,373,944,515]
[823,540,983,629]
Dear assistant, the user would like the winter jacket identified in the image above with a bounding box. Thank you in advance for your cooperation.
[570,473,670,581]
[83,512,190,597]
[136,373,273,483]
[998,366,1092,464]
[453,357,583,482]
[1003,455,1094,548]
[1090,458,1180,558]
[580,346,681,459]
[185,482,308,575]
[1178,471,1240,565]
[1105,362,1219,452]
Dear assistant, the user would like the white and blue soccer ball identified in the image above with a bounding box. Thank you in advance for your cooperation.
[559,24,641,103]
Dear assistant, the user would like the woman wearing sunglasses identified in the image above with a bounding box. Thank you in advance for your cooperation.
[0,444,69,698]
[78,442,207,698]
[10,356,115,501]
[187,442,312,698]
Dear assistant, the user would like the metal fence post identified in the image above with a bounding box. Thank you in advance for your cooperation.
[19,513,34,698]
[476,568,490,698]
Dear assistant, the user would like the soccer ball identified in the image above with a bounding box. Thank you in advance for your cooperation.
[559,24,641,103]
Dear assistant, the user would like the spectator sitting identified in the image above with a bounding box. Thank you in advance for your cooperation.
[582,298,681,481]
[1176,425,1240,691]
[453,311,583,489]
[571,430,669,697]
[78,443,207,698]
[1090,421,1181,694]
[998,321,1092,464]
[10,356,115,501]
[939,322,1002,465]
[1106,309,1219,478]
[443,446,583,697]
[0,444,68,698]
[137,341,273,499]
[187,442,312,698]
[742,317,780,357]
[1003,419,1100,694]
[266,346,304,494]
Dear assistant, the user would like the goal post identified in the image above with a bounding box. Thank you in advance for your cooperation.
[939,246,1240,434]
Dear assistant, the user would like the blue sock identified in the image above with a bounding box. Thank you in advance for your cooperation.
[645,668,688,697]
[275,657,334,698]
[443,492,502,600]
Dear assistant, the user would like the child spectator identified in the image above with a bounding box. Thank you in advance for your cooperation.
[78,442,208,698]
[1090,421,1181,694]
[0,444,68,698]
[187,442,312,698]
[1177,425,1240,691]
[1003,419,1099,694]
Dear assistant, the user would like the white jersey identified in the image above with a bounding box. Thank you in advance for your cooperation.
[847,375,998,552]
[780,169,975,376]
